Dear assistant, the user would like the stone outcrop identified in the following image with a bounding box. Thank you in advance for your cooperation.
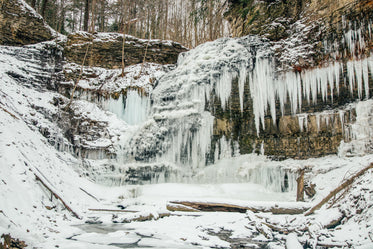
[226,0,373,69]
[205,0,373,160]
[211,76,364,160]
[63,32,188,69]
[0,0,54,45]
[226,0,372,42]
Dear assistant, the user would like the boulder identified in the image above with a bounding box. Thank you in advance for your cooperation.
[0,0,54,45]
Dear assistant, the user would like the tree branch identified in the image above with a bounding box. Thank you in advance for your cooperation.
[304,162,373,216]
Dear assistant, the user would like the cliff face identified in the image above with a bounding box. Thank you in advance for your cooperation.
[225,0,372,69]
[226,0,372,41]
[0,0,54,45]
[63,32,188,69]
[208,0,373,159]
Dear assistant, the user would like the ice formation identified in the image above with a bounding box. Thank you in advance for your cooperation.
[2,25,371,190]
[339,99,373,156]
[132,37,260,171]
[106,90,150,125]
[123,25,372,185]
[150,32,372,137]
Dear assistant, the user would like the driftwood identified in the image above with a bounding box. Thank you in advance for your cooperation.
[168,201,310,215]
[167,203,200,212]
[88,208,137,213]
[305,162,373,216]
[315,242,346,248]
[80,188,99,202]
[35,174,81,219]
[0,105,19,120]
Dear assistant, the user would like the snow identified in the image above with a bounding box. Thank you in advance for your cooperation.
[286,233,303,249]
[62,62,167,94]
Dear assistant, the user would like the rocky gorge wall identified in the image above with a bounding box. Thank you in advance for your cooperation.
[63,32,187,69]
[211,0,373,159]
[1,0,372,185]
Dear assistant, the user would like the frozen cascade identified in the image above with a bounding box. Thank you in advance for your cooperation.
[339,99,373,156]
[139,36,261,170]
[106,90,150,125]
[124,32,372,184]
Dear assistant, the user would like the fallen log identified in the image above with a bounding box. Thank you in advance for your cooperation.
[35,174,81,219]
[166,203,200,212]
[304,162,373,216]
[80,188,99,202]
[168,201,310,214]
[88,208,137,213]
[0,105,19,120]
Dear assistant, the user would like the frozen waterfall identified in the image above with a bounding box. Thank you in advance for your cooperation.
[97,26,373,188]
[106,90,150,125]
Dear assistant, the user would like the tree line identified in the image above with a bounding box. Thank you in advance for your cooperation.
[25,0,230,48]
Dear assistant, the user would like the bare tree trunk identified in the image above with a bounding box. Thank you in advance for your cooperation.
[121,30,126,77]
[208,0,213,41]
[99,0,105,32]
[296,169,305,202]
[164,0,168,40]
[35,173,81,219]
[65,43,91,110]
[90,0,96,33]
[79,3,83,30]
[40,0,48,18]
[58,0,66,34]
[83,0,90,32]
[31,0,36,9]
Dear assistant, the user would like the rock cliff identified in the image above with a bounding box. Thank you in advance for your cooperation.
[63,32,188,69]
[1,0,372,185]
[0,0,54,45]
[209,0,373,159]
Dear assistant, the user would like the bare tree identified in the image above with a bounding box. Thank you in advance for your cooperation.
[40,0,48,17]
[83,0,90,31]
[90,0,97,33]
[31,0,36,8]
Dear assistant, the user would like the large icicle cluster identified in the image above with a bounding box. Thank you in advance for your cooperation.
[251,56,372,133]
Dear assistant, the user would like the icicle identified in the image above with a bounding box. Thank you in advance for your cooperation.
[354,60,363,99]
[316,113,321,132]
[215,66,234,110]
[123,90,150,125]
[249,58,276,134]
[347,60,355,94]
[362,59,369,99]
[339,110,345,135]
[260,142,264,155]
[334,62,341,96]
[338,99,373,156]
[297,114,308,132]
[238,63,247,112]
